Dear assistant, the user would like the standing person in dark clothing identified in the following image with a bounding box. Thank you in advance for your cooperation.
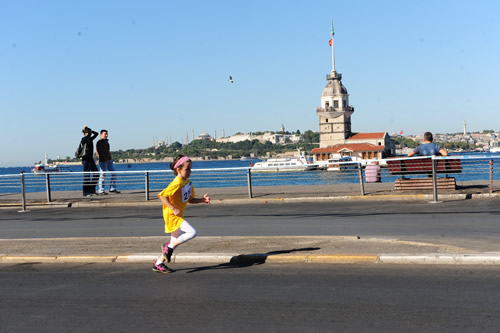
[96,129,119,194]
[79,126,99,197]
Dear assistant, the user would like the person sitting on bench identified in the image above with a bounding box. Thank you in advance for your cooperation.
[408,132,448,157]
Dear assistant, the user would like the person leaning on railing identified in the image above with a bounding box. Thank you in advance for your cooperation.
[408,132,448,157]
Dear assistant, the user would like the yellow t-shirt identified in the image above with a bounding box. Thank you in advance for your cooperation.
[157,176,195,233]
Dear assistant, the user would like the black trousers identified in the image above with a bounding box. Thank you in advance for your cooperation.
[82,159,98,195]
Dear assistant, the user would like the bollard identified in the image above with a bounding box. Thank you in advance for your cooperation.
[145,172,150,201]
[247,168,253,198]
[45,173,52,203]
[358,164,365,196]
[430,157,440,203]
[18,171,29,213]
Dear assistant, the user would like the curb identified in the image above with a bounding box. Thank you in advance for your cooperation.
[64,193,499,208]
[379,253,500,265]
[3,253,500,265]
[2,192,498,210]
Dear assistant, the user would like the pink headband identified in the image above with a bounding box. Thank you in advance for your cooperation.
[174,156,191,169]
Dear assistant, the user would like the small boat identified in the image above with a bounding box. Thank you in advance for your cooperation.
[32,154,71,174]
[32,163,71,174]
[489,147,500,153]
[251,149,318,172]
[326,157,359,171]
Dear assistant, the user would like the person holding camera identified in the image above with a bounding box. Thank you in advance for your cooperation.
[78,126,99,197]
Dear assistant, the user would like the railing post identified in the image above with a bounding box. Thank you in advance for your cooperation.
[45,173,52,203]
[490,159,493,194]
[247,168,253,198]
[19,171,29,213]
[145,172,150,201]
[358,164,365,196]
[431,157,440,203]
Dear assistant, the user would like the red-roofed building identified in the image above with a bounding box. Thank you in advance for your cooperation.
[312,133,393,162]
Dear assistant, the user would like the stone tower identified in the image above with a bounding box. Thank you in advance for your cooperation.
[316,23,354,148]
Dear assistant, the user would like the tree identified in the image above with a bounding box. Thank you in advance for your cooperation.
[170,141,182,150]
[392,136,418,148]
[303,130,319,144]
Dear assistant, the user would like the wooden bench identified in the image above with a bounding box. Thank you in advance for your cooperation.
[386,157,462,190]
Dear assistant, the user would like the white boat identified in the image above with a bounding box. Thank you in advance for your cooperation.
[251,150,318,172]
[489,147,500,153]
[32,154,71,174]
[326,157,359,171]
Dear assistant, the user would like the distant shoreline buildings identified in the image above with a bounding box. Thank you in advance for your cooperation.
[215,124,302,145]
[408,131,499,151]
[153,125,303,149]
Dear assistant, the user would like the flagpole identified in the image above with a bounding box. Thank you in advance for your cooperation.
[331,21,335,73]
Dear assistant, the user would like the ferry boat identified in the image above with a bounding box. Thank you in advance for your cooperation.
[326,157,359,171]
[251,150,318,172]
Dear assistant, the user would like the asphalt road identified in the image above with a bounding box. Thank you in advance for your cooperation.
[2,263,500,332]
[1,199,500,252]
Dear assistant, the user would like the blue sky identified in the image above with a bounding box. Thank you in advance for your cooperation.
[1,0,499,167]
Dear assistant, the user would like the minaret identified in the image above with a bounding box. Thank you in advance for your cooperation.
[316,22,354,148]
[463,120,467,136]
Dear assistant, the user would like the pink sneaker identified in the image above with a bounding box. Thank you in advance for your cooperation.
[152,262,173,273]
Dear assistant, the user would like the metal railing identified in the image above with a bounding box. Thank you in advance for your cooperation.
[1,155,499,209]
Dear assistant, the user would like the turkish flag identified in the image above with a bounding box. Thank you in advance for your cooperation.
[329,39,332,46]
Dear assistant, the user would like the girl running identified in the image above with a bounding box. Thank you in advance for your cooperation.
[153,155,210,273]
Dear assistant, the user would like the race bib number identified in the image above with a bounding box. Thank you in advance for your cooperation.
[182,182,192,203]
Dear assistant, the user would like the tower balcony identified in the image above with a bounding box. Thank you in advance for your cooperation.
[316,105,354,117]
[326,72,342,80]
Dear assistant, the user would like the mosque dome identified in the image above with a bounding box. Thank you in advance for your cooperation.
[198,132,211,140]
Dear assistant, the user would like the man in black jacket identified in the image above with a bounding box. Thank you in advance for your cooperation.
[80,126,98,197]
[96,129,120,194]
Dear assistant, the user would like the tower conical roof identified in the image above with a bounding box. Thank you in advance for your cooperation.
[322,72,347,97]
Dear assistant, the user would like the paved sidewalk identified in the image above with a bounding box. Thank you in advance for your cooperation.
[2,235,500,266]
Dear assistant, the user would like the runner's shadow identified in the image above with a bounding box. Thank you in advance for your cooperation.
[177,247,321,274]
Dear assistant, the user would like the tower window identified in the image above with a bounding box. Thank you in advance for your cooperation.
[334,100,339,108]
[326,119,328,123]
